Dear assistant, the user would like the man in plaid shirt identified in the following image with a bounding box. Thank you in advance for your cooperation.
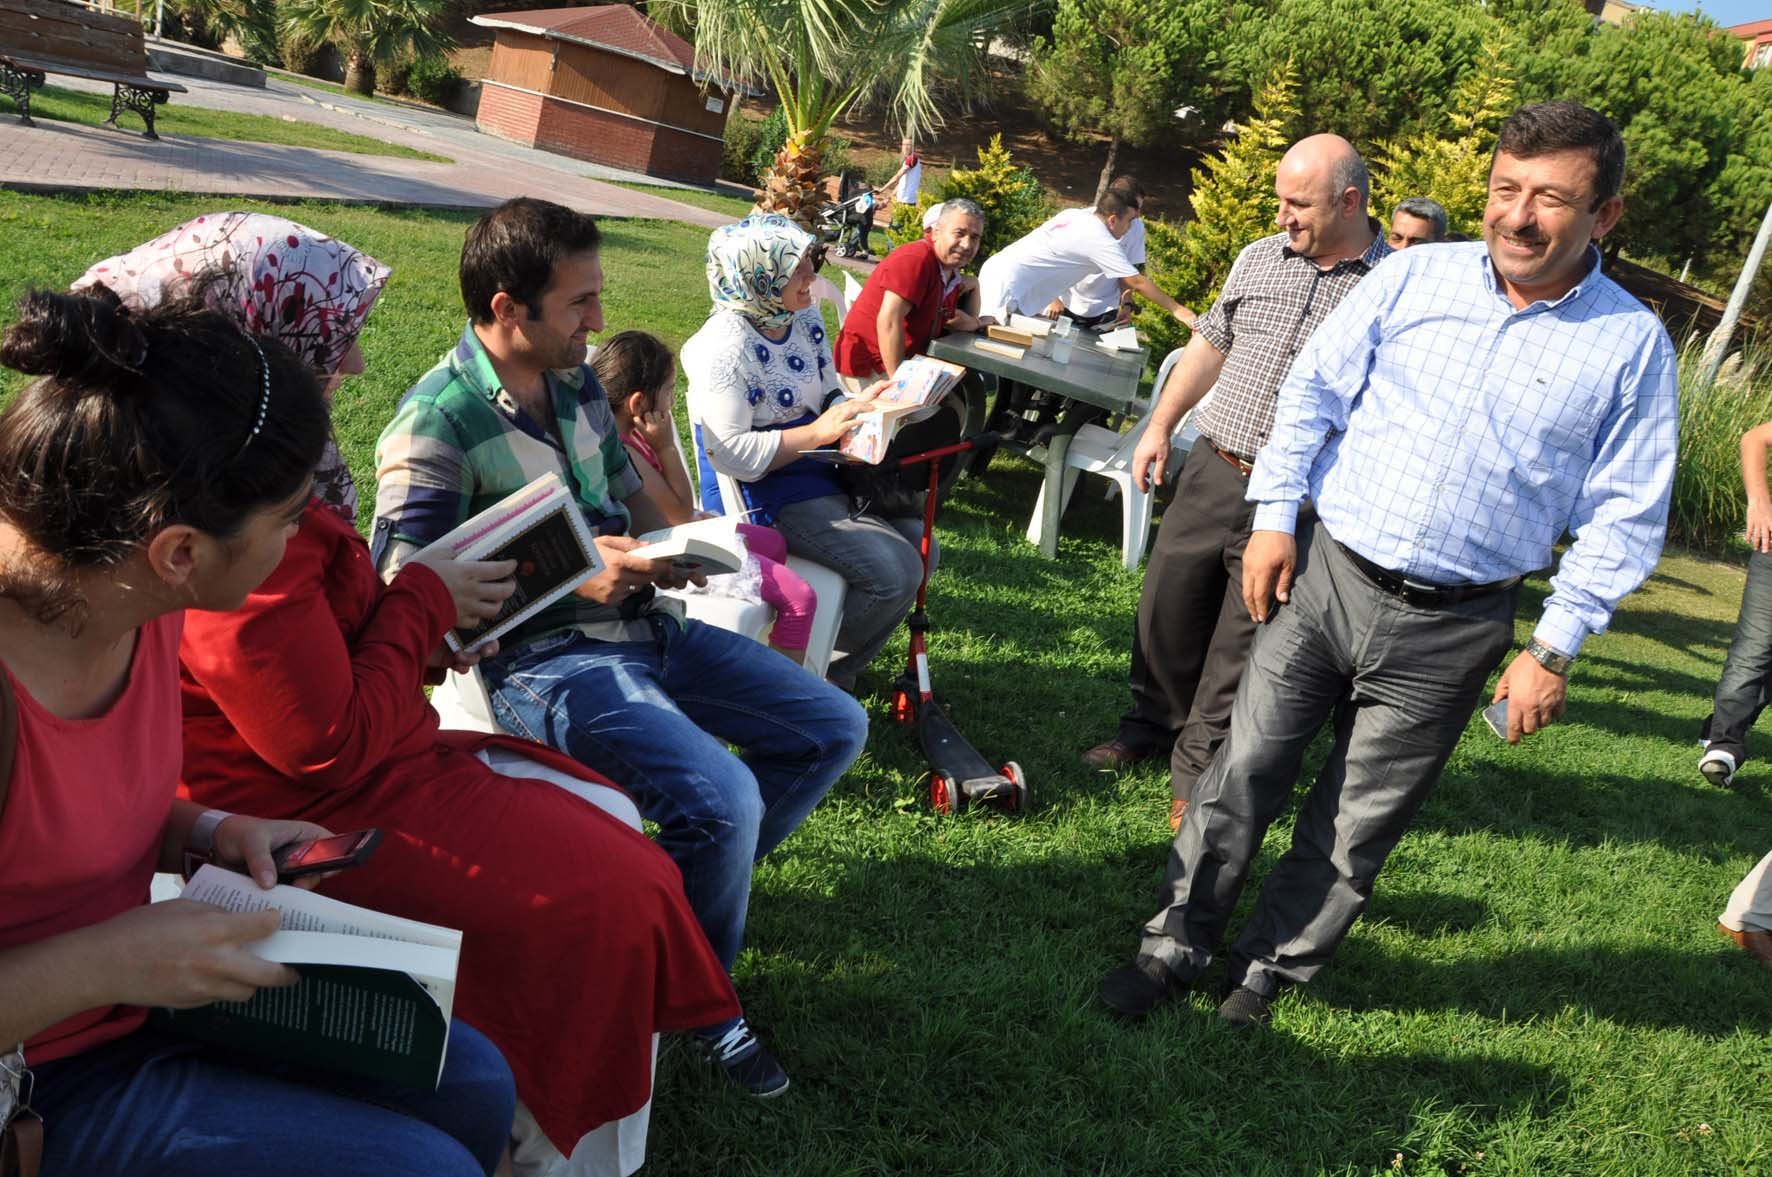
[1082,135,1391,834]
[373,198,867,1097]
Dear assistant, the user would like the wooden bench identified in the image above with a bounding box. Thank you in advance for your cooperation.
[0,0,187,140]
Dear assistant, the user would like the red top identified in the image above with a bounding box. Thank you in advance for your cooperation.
[179,502,736,1147]
[0,612,182,1063]
[835,238,952,377]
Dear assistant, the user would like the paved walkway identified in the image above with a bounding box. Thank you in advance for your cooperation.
[0,71,734,227]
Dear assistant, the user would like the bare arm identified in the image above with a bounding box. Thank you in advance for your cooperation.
[1121,273,1195,326]
[1743,420,1772,551]
[1129,332,1229,492]
[877,291,913,376]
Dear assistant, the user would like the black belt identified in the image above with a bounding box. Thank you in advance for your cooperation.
[1337,542,1519,608]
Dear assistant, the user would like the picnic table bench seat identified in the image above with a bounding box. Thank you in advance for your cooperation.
[0,0,186,139]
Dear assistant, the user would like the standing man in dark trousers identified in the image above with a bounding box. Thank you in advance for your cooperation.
[1081,134,1391,836]
[1098,102,1679,1027]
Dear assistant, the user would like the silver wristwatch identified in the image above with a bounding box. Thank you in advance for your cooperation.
[182,808,234,877]
[1525,637,1575,676]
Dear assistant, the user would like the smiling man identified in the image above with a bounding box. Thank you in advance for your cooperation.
[1098,102,1678,1028]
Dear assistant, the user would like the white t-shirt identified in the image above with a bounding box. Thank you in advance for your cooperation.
[976,209,1138,320]
[895,154,922,204]
[1064,209,1145,317]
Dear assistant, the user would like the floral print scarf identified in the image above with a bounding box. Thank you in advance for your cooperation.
[705,214,815,332]
[75,212,391,522]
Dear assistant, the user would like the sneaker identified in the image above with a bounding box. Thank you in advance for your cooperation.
[1698,747,1737,788]
[703,1019,789,1098]
[1097,957,1185,1020]
[1217,985,1272,1028]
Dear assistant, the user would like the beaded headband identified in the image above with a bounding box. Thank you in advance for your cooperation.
[233,336,273,460]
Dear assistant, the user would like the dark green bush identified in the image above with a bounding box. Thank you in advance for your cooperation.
[408,56,463,107]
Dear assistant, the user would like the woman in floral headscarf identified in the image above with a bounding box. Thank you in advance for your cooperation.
[77,214,739,1175]
[681,214,925,690]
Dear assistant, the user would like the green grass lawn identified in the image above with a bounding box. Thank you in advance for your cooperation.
[607,180,757,221]
[3,190,1771,1176]
[19,85,451,163]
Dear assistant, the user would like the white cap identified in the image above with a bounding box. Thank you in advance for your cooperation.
[921,201,945,231]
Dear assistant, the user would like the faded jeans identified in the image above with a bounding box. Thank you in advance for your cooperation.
[1704,548,1772,765]
[482,615,868,970]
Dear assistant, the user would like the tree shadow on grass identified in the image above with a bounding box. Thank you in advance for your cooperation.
[660,848,1567,1177]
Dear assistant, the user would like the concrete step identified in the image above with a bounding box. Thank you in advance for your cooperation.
[144,39,265,89]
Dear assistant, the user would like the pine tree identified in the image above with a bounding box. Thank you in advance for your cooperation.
[1133,59,1298,363]
[1372,38,1516,240]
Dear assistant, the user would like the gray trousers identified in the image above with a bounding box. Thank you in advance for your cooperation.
[772,493,935,688]
[1140,524,1518,998]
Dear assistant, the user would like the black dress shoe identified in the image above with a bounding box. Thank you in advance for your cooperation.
[1097,959,1183,1019]
[1217,985,1272,1027]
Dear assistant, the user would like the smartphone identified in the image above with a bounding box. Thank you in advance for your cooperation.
[1481,699,1509,740]
[272,829,382,882]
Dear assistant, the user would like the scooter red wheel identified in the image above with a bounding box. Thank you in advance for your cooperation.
[929,772,960,815]
[1000,761,1030,813]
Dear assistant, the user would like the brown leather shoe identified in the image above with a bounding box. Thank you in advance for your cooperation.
[1082,738,1151,770]
[1720,922,1772,970]
[1168,798,1188,833]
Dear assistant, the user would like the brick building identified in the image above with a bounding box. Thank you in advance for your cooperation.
[471,5,742,183]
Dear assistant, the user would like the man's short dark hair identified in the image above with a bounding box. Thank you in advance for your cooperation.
[1493,101,1625,210]
[1394,196,1448,241]
[461,197,602,323]
[1107,174,1145,208]
[1097,190,1135,219]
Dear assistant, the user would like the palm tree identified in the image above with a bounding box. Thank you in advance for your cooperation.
[281,0,455,96]
[667,0,1025,224]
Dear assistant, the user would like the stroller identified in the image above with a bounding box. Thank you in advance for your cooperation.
[818,170,878,259]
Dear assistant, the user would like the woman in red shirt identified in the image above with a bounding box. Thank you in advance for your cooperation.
[77,214,740,1169]
[0,288,519,1176]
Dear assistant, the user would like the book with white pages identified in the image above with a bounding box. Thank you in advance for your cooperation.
[1006,313,1056,337]
[153,865,461,1089]
[629,515,749,577]
[838,354,968,464]
[416,471,606,655]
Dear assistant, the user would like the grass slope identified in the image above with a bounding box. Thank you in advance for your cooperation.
[2,190,1769,1177]
[607,180,757,222]
[22,85,451,163]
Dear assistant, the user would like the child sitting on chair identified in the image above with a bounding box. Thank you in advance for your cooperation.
[594,330,818,665]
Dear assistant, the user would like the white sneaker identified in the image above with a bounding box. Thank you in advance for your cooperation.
[1698,747,1737,788]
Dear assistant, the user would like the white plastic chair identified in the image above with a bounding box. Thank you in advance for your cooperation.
[1024,348,1207,570]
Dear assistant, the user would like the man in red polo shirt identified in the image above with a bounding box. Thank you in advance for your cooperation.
[835,199,989,391]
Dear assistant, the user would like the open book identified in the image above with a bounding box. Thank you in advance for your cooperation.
[839,355,968,464]
[629,516,748,577]
[153,865,461,1089]
[417,472,606,655]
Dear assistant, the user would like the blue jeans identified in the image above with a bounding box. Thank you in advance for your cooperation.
[31,1022,514,1176]
[1706,548,1772,765]
[483,616,868,969]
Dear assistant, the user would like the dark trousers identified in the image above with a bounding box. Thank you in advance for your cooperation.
[1119,440,1259,803]
[1139,525,1518,998]
[1705,548,1772,764]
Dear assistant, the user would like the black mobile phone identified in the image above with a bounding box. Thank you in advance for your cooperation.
[272,829,383,882]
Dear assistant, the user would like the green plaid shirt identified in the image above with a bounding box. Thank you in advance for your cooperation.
[372,324,651,648]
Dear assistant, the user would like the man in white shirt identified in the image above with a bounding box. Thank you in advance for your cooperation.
[1045,176,1157,328]
[977,190,1192,326]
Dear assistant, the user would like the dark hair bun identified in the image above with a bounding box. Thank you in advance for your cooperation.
[0,288,149,387]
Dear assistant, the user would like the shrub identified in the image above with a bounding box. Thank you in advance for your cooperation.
[382,58,415,96]
[407,56,463,106]
[1670,346,1772,553]
[721,113,765,185]
[884,135,1049,268]
[749,107,789,190]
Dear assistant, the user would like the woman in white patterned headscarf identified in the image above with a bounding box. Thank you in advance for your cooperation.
[76,212,388,522]
[681,214,933,690]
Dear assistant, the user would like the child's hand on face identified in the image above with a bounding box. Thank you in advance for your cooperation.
[638,408,676,449]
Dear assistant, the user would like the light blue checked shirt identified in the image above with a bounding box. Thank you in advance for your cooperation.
[1248,241,1678,656]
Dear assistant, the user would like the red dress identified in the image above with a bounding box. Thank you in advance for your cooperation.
[178,502,738,1150]
[0,613,182,1063]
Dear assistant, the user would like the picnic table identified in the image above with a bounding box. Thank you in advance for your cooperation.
[928,331,1149,558]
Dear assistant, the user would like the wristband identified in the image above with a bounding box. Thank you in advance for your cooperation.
[182,808,233,879]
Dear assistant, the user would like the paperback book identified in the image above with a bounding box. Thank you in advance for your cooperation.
[630,516,748,577]
[839,355,968,464]
[154,865,461,1089]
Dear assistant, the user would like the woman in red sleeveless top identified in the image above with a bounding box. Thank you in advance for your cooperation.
[0,289,518,1176]
[80,215,740,1171]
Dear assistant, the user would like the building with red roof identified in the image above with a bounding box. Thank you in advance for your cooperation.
[471,5,745,183]
[1730,18,1772,70]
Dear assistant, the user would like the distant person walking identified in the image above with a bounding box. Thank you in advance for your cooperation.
[880,137,923,213]
[1696,418,1772,789]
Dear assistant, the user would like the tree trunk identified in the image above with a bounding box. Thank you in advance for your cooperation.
[1093,135,1121,205]
[757,132,827,230]
[344,51,375,96]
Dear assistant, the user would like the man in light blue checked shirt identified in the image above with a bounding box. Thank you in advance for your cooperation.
[1099,102,1678,1028]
